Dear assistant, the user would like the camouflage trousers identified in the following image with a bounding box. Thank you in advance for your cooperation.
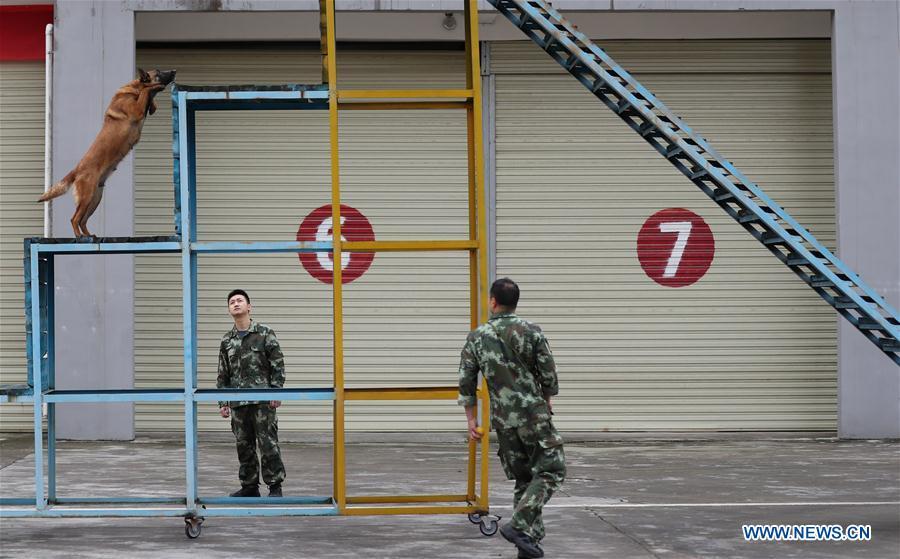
[496,420,566,542]
[230,404,286,487]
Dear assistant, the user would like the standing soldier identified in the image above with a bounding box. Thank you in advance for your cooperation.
[458,278,566,559]
[218,289,287,498]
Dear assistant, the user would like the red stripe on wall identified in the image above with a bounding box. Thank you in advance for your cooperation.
[0,5,53,62]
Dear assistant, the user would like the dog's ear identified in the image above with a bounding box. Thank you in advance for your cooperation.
[137,68,151,83]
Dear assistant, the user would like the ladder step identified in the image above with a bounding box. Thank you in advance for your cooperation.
[666,144,684,158]
[591,80,613,94]
[616,99,637,115]
[738,211,761,224]
[857,318,886,330]
[689,168,709,180]
[639,122,658,137]
[713,188,735,202]
[879,338,900,352]
[809,274,833,288]
[761,232,786,245]
[786,253,809,266]
[834,296,859,310]
[546,40,566,52]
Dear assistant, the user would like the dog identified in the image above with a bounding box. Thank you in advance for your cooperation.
[38,68,176,237]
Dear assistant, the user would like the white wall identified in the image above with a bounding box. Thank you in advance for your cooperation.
[52,0,136,439]
[832,0,900,437]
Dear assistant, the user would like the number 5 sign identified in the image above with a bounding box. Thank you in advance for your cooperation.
[637,208,714,287]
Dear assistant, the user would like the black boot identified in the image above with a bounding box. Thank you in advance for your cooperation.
[519,549,544,559]
[501,523,544,559]
[268,483,283,497]
[230,485,260,497]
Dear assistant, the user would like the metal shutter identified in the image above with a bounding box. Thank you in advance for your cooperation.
[0,62,44,430]
[492,39,836,430]
[134,47,471,432]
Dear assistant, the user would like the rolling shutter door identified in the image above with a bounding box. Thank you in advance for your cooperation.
[492,40,836,430]
[0,62,44,431]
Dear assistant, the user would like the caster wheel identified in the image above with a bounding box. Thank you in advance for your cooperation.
[185,518,203,539]
[479,519,499,537]
[468,512,482,524]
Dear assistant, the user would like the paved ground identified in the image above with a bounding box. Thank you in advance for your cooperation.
[0,433,898,558]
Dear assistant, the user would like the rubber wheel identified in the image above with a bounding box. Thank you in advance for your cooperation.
[468,512,481,524]
[479,519,499,537]
[185,520,202,539]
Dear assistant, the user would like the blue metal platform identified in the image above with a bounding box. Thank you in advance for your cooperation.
[1,86,340,523]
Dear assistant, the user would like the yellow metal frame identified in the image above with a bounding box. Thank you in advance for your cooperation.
[337,89,474,100]
[323,1,491,517]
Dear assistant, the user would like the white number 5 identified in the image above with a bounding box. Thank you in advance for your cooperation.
[659,221,692,278]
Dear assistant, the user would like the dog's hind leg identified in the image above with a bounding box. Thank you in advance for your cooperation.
[70,177,96,238]
[78,185,104,238]
[70,198,89,238]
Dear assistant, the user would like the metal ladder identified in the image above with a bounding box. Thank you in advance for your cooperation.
[487,0,900,365]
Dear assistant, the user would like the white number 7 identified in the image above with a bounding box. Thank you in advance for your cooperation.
[659,221,692,278]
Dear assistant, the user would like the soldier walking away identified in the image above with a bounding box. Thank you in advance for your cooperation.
[218,289,287,498]
[458,278,566,559]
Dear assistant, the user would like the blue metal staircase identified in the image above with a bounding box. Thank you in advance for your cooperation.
[487,0,900,365]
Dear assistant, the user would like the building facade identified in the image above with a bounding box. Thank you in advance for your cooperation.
[0,0,897,438]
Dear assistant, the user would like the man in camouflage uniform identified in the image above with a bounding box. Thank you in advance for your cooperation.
[218,289,287,498]
[459,278,565,559]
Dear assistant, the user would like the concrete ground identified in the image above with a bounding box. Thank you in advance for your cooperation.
[0,433,898,558]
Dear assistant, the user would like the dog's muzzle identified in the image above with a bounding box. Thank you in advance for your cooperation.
[157,69,176,85]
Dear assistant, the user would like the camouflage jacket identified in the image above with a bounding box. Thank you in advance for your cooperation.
[217,321,285,408]
[458,312,558,430]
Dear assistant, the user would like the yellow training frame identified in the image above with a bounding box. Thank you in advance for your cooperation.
[321,0,492,517]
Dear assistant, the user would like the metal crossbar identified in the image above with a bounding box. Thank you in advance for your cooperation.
[488,0,900,365]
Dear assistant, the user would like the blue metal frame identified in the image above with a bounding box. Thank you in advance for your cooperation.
[1,85,338,521]
[1,506,340,518]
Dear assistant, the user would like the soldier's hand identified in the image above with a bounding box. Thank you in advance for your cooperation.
[269,400,282,409]
[468,421,483,441]
[219,406,230,418]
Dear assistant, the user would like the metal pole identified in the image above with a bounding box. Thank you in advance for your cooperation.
[30,244,44,511]
[47,255,56,502]
[324,0,346,513]
[178,92,199,514]
[463,0,492,512]
[44,24,53,238]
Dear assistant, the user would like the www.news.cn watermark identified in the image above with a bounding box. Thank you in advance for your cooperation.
[743,524,872,542]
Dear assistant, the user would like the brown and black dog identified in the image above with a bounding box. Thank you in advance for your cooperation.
[38,68,176,237]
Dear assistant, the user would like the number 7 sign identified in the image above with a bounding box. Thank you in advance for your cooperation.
[637,208,715,287]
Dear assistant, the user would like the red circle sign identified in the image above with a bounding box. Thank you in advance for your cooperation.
[637,208,714,287]
[297,204,375,284]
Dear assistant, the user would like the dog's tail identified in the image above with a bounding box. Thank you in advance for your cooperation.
[37,170,75,203]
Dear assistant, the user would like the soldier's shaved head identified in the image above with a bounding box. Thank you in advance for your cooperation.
[490,278,519,309]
